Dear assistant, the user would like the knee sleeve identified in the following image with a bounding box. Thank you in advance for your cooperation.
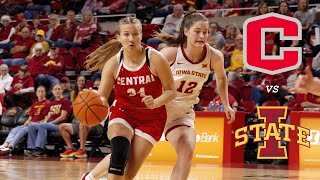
[108,136,130,175]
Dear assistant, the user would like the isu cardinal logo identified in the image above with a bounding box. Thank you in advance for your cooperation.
[202,64,208,68]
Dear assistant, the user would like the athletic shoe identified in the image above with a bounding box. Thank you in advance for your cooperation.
[74,149,87,158]
[60,148,77,158]
[0,145,7,150]
[81,172,89,180]
[24,149,36,156]
[33,149,47,157]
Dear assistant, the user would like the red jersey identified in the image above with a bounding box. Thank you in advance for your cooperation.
[28,99,51,122]
[114,48,163,110]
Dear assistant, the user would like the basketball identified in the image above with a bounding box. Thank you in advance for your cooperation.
[73,89,109,126]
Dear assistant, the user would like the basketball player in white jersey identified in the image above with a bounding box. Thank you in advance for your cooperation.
[156,11,236,180]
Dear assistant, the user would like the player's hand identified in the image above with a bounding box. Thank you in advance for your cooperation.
[224,105,236,124]
[142,95,157,109]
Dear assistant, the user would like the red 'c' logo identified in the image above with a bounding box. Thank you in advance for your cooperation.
[243,13,302,75]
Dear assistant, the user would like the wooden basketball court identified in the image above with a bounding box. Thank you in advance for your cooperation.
[1,156,319,180]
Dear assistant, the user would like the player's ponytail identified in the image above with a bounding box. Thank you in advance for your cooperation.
[85,39,122,72]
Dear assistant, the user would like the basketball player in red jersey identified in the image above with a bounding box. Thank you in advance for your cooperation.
[155,11,236,179]
[291,66,320,96]
[81,17,176,180]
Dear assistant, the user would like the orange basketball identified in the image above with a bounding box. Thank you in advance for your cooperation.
[73,89,109,126]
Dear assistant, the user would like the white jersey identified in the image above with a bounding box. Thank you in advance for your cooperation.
[167,44,211,110]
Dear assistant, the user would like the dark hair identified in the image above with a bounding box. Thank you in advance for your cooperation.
[278,1,289,15]
[73,75,87,97]
[155,11,208,47]
[297,0,309,12]
[85,17,142,72]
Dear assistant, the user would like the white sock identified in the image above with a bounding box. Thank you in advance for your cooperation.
[85,172,98,180]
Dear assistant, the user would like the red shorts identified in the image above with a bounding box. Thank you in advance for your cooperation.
[109,105,167,146]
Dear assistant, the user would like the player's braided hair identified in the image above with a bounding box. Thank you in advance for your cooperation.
[85,17,142,72]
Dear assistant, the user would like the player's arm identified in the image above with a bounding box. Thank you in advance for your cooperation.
[98,56,118,102]
[210,47,229,107]
[149,50,176,108]
[159,46,178,65]
[210,47,235,123]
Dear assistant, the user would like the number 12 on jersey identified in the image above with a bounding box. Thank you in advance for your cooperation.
[177,80,198,94]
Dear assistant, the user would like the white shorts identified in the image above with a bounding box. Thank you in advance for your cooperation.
[164,105,195,137]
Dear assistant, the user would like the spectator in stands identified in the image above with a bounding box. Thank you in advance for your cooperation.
[70,75,87,103]
[147,4,184,49]
[254,73,286,103]
[60,77,72,100]
[0,64,13,113]
[219,0,241,17]
[92,78,100,89]
[25,0,52,19]
[252,0,278,7]
[0,15,16,55]
[188,4,197,11]
[73,10,97,49]
[82,0,104,15]
[56,10,79,49]
[28,43,48,79]
[0,64,13,95]
[202,0,222,18]
[153,0,174,17]
[59,119,104,158]
[278,1,293,17]
[29,15,48,38]
[25,83,71,156]
[36,43,61,97]
[25,30,50,62]
[49,76,72,101]
[0,86,50,155]
[225,34,244,82]
[221,23,241,59]
[45,14,61,45]
[256,2,269,15]
[294,0,313,39]
[213,88,238,111]
[1,27,35,67]
[99,0,127,14]
[5,65,35,108]
[14,15,30,36]
[207,22,225,49]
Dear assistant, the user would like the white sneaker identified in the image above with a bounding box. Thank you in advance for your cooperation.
[0,145,7,150]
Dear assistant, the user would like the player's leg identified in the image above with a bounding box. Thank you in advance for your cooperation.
[123,135,154,179]
[166,126,196,180]
[84,122,133,180]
